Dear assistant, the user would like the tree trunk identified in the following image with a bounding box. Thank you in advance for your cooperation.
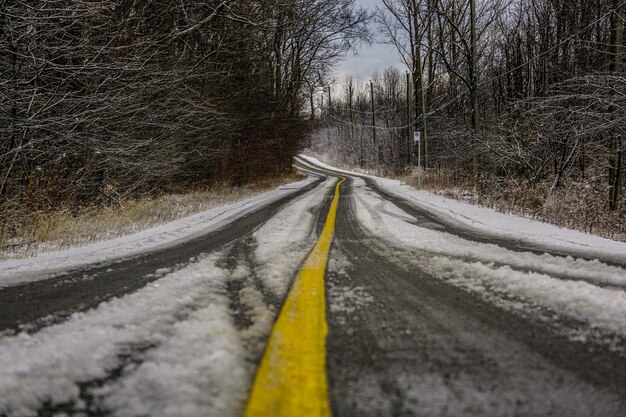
[469,0,480,179]
[609,0,624,210]
[410,0,428,168]
[469,0,479,131]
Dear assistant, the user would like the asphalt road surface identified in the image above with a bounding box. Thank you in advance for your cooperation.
[0,158,625,417]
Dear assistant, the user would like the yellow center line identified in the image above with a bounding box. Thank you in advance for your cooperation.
[244,177,345,417]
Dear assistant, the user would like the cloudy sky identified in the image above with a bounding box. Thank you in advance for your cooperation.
[333,0,405,82]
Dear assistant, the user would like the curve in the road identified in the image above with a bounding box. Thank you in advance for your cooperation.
[295,156,626,268]
[333,179,625,415]
[0,178,323,334]
[294,159,626,416]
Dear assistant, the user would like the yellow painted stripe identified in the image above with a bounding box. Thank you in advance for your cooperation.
[244,177,345,417]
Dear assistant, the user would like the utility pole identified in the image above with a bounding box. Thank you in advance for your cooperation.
[410,1,428,169]
[310,87,315,121]
[348,79,363,167]
[469,0,480,180]
[348,82,354,126]
[406,72,411,165]
[609,0,624,210]
[370,80,376,146]
[470,0,479,131]
[327,86,332,119]
[348,80,355,156]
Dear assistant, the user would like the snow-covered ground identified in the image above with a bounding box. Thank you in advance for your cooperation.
[0,177,333,416]
[0,254,249,416]
[352,178,626,345]
[253,177,336,296]
[351,180,626,288]
[2,154,625,415]
[0,178,316,288]
[298,155,626,261]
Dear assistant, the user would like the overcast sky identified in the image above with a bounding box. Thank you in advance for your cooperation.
[333,0,405,83]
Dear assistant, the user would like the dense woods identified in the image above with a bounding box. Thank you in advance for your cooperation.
[315,0,625,238]
[0,0,369,241]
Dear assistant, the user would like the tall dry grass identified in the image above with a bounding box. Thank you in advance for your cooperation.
[0,174,303,260]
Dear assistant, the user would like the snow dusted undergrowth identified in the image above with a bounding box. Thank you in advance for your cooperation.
[0,178,316,288]
[0,177,332,416]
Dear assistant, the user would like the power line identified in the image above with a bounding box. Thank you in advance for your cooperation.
[478,3,625,87]
[332,2,626,122]
[327,113,418,130]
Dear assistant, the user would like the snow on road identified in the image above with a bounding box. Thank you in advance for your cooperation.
[352,179,626,287]
[1,154,625,415]
[0,254,248,416]
[0,178,316,288]
[299,155,626,348]
[350,175,626,350]
[0,175,333,416]
[298,155,626,261]
[253,177,336,296]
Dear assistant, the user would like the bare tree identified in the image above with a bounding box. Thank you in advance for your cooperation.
[0,0,370,241]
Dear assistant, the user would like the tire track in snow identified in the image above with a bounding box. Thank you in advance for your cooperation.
[325,177,626,417]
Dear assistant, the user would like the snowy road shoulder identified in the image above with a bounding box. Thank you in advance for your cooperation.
[0,175,335,416]
[352,179,626,288]
[0,178,317,288]
[350,176,626,351]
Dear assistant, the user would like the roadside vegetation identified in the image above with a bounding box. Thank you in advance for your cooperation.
[421,173,626,242]
[305,144,626,242]
[0,174,302,259]
[309,0,625,241]
[0,1,371,254]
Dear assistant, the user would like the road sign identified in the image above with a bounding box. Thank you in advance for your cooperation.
[414,131,421,169]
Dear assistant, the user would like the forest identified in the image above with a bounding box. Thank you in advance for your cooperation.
[312,0,625,239]
[1,0,625,245]
[0,0,369,244]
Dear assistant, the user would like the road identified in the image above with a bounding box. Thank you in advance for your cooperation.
[0,157,625,417]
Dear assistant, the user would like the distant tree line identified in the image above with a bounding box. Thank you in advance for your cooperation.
[314,71,414,170]
[0,0,369,239]
[320,0,625,214]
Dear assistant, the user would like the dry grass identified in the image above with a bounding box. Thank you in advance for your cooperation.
[397,168,476,193]
[403,169,626,243]
[476,180,626,242]
[0,174,303,260]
